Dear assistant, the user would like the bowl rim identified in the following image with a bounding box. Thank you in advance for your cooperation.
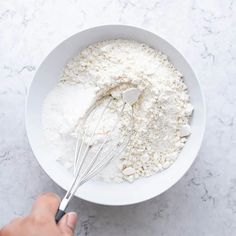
[25,24,206,206]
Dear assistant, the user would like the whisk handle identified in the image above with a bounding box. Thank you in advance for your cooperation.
[55,209,65,223]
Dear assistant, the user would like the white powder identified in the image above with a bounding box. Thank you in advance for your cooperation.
[42,39,193,183]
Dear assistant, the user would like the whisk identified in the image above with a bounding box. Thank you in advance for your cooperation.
[55,87,141,222]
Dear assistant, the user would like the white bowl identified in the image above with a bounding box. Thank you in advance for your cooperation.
[26,25,205,206]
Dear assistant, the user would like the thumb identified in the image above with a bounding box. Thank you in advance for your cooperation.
[58,212,78,236]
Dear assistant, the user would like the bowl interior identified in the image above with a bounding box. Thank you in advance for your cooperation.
[26,25,205,205]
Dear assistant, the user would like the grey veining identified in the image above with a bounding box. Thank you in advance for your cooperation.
[0,0,236,235]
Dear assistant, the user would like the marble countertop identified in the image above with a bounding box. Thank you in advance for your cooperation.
[0,0,235,235]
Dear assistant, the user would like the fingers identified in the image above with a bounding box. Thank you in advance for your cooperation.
[31,192,61,220]
[0,217,24,235]
[58,212,78,236]
[9,216,24,225]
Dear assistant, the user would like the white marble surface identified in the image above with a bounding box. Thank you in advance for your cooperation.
[0,0,236,235]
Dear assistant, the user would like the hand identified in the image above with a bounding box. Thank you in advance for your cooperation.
[0,193,77,236]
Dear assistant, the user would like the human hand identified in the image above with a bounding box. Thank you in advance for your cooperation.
[0,193,77,236]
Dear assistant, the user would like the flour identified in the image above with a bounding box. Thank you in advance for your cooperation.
[42,39,193,183]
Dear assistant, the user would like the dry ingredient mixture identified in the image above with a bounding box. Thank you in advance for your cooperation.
[42,39,193,183]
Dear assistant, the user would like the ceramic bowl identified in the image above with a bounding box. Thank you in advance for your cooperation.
[26,25,205,205]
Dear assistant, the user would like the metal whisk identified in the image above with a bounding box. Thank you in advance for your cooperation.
[55,87,141,222]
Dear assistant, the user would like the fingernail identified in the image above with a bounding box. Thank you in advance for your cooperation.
[66,212,78,231]
[41,192,61,202]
